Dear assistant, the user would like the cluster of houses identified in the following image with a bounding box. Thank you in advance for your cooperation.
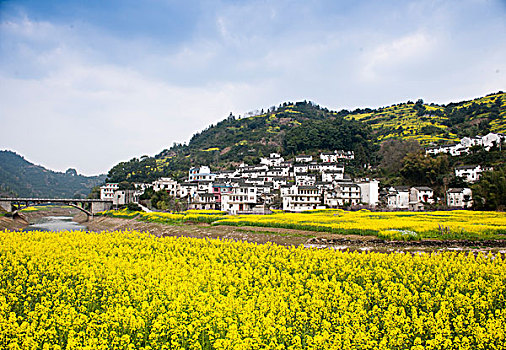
[101,150,477,213]
[425,132,504,157]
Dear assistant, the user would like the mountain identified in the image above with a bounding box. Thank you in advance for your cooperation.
[0,150,106,198]
[106,92,506,183]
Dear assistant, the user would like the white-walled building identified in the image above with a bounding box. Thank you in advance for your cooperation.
[387,186,410,209]
[221,185,259,214]
[295,173,317,186]
[113,190,136,206]
[282,185,322,212]
[447,188,473,208]
[100,183,119,200]
[482,132,504,150]
[455,165,486,183]
[188,193,217,210]
[153,177,179,196]
[320,152,338,163]
[189,166,216,182]
[356,179,380,207]
[321,170,345,182]
[260,153,284,167]
[324,182,361,207]
[295,155,313,163]
[409,187,434,210]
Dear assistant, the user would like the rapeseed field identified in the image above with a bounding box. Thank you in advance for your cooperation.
[1,229,505,349]
[101,209,506,240]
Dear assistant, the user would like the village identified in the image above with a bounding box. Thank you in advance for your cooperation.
[99,131,505,213]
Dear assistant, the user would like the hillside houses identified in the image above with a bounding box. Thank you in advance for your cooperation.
[425,132,504,156]
[101,150,384,213]
[102,147,480,212]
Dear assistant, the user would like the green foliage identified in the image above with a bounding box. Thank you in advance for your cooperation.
[127,202,141,211]
[87,186,101,199]
[0,150,106,198]
[283,117,376,165]
[472,167,506,210]
[378,139,422,174]
[400,152,450,187]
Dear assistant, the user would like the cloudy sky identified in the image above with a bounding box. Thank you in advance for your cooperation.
[1,0,505,175]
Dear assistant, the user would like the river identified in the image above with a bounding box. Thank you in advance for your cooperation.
[24,216,87,232]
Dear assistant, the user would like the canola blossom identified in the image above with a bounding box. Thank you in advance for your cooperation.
[102,209,506,240]
[1,229,506,349]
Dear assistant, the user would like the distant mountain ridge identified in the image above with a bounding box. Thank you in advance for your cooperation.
[106,91,505,184]
[0,150,106,198]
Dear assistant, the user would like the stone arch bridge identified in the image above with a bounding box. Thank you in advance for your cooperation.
[0,198,113,220]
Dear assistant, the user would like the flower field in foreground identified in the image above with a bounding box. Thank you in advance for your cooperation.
[1,230,506,349]
[102,209,506,240]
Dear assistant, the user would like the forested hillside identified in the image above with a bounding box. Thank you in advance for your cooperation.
[107,101,376,182]
[0,150,106,198]
[107,92,506,183]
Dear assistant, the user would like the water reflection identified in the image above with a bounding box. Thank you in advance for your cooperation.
[24,216,87,232]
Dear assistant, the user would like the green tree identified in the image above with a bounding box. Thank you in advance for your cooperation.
[400,152,449,186]
[472,167,506,210]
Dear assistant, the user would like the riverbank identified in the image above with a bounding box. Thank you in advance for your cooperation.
[83,214,506,254]
[3,208,506,254]
[0,207,83,231]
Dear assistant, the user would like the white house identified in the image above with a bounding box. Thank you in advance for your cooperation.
[387,186,410,209]
[293,163,309,174]
[260,153,284,167]
[113,190,136,206]
[100,183,119,200]
[189,166,217,182]
[295,155,313,163]
[179,182,198,199]
[335,150,355,160]
[321,169,344,182]
[447,188,473,208]
[318,163,344,173]
[356,179,380,207]
[221,185,259,214]
[482,132,504,150]
[324,182,361,207]
[282,185,322,212]
[295,173,317,186]
[153,177,179,197]
[188,193,217,210]
[267,166,290,177]
[455,165,485,183]
[272,177,289,189]
[320,150,354,162]
[409,187,434,210]
[460,136,483,148]
[320,152,337,163]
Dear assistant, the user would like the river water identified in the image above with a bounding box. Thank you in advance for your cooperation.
[24,216,87,232]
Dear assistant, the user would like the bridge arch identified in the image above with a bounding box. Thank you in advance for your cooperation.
[11,202,93,218]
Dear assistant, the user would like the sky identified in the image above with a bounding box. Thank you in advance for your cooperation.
[0,0,505,175]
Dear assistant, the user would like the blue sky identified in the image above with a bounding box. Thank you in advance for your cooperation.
[1,0,505,175]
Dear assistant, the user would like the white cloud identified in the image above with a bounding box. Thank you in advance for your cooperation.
[360,32,438,82]
[1,1,505,175]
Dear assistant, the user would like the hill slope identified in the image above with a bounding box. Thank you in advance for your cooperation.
[107,92,506,183]
[344,91,505,144]
[0,150,106,198]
